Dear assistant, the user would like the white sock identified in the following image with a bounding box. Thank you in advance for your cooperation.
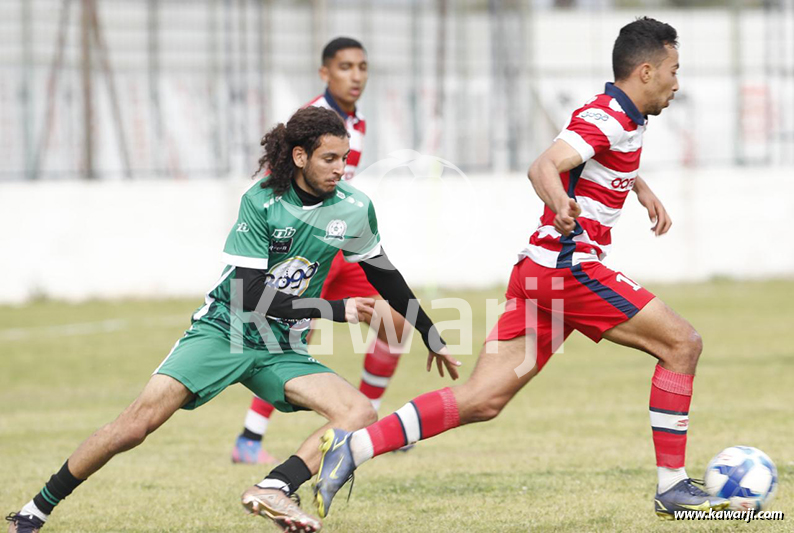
[349,429,374,467]
[255,478,289,494]
[244,410,270,437]
[20,500,48,522]
[657,466,688,493]
[369,398,382,412]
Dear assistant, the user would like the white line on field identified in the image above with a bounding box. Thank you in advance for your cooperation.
[0,315,188,342]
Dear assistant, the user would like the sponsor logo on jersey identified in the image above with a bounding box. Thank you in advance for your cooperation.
[578,109,609,122]
[611,177,636,190]
[273,227,296,239]
[236,222,249,233]
[269,238,292,255]
[264,256,320,296]
[325,219,347,240]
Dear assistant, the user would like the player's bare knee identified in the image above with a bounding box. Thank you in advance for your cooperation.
[341,397,377,429]
[351,404,378,428]
[107,419,149,452]
[662,327,703,371]
[473,400,504,423]
[465,395,507,424]
[684,329,703,365]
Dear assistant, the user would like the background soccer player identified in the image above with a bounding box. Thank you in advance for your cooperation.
[232,37,415,465]
[5,106,458,533]
[313,17,731,521]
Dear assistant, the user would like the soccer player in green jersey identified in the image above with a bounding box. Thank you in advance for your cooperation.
[6,106,460,533]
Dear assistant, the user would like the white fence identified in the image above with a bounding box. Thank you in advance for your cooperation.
[2,166,792,304]
[1,2,793,181]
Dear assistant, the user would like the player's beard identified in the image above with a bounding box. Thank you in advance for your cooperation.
[300,160,336,201]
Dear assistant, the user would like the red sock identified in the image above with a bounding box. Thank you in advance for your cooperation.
[649,365,693,468]
[243,396,276,438]
[359,338,401,406]
[251,396,276,418]
[364,388,460,458]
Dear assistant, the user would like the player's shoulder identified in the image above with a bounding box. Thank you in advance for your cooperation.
[333,182,374,210]
[575,93,635,130]
[241,178,280,209]
[304,94,329,110]
[569,93,635,137]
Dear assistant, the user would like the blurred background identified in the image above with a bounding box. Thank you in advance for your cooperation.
[1,0,793,303]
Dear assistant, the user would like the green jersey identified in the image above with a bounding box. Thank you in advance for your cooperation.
[192,179,381,353]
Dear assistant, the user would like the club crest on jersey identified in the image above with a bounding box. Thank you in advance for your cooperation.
[264,256,320,296]
[273,227,296,239]
[324,219,347,240]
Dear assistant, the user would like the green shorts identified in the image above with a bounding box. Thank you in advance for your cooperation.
[154,320,334,412]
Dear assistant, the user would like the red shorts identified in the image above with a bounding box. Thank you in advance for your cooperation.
[320,251,378,300]
[487,258,655,371]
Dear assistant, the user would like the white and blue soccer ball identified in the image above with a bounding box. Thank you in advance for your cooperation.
[704,446,778,511]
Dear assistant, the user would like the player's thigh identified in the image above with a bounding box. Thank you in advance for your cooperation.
[155,322,255,410]
[283,372,374,426]
[602,297,701,363]
[121,374,193,432]
[241,353,335,414]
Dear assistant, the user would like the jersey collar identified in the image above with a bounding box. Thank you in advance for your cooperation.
[283,178,344,210]
[324,88,360,122]
[605,82,645,126]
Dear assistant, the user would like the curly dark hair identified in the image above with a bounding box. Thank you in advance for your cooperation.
[254,106,349,195]
[613,17,678,81]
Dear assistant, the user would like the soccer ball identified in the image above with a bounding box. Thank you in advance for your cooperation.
[704,446,778,511]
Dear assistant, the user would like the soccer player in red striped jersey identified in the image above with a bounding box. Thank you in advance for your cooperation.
[314,17,730,521]
[232,37,413,465]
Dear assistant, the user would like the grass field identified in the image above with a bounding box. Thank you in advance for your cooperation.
[1,280,792,532]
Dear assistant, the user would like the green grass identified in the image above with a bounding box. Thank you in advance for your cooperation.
[1,280,792,532]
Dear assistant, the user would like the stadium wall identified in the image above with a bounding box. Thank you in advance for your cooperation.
[1,166,792,304]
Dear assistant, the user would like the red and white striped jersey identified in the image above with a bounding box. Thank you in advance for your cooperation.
[521,83,647,269]
[306,89,366,181]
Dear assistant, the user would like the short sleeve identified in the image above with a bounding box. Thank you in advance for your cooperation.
[343,200,382,263]
[555,107,625,162]
[222,194,270,269]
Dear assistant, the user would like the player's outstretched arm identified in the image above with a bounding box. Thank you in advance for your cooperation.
[633,176,672,236]
[359,251,462,380]
[528,139,584,236]
[236,266,375,323]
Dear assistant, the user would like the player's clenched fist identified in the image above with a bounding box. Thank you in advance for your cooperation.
[344,297,375,323]
[554,197,581,236]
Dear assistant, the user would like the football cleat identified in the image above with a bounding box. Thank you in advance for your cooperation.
[231,435,278,465]
[314,429,356,519]
[654,478,730,520]
[6,512,45,533]
[241,486,321,533]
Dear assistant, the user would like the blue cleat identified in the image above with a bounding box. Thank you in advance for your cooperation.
[654,478,729,520]
[314,429,356,519]
[232,435,278,465]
